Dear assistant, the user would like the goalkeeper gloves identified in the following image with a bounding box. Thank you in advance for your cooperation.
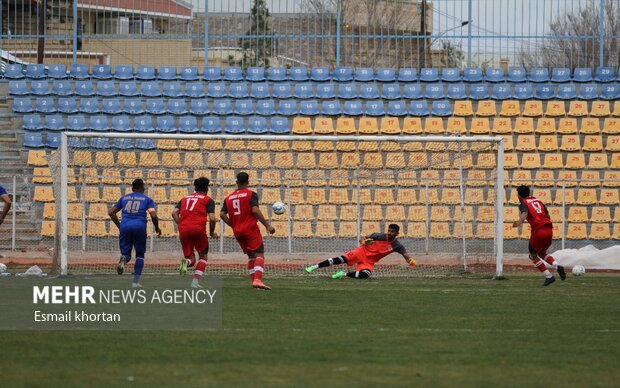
[408,259,417,267]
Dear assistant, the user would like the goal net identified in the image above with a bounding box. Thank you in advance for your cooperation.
[49,133,505,278]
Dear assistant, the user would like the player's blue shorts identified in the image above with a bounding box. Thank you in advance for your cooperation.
[119,224,147,260]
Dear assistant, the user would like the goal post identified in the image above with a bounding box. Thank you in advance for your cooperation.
[49,132,505,278]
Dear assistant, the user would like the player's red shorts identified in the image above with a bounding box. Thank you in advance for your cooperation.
[529,226,553,255]
[179,228,209,258]
[234,230,264,254]
[344,247,376,272]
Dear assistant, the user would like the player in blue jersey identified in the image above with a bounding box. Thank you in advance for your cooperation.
[109,179,161,287]
[0,184,12,228]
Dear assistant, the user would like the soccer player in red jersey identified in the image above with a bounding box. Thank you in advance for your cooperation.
[512,185,566,286]
[305,224,416,279]
[172,177,218,289]
[220,172,275,290]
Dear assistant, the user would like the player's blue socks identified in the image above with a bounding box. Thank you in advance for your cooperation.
[133,257,144,284]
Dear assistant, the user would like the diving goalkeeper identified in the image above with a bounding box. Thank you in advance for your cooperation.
[305,224,415,279]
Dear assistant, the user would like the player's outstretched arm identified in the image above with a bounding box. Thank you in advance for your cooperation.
[512,211,528,228]
[108,206,121,229]
[252,206,275,234]
[0,193,11,226]
[148,209,161,236]
[402,253,416,267]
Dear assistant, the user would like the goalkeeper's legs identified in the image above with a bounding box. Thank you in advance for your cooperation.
[345,269,372,279]
[305,255,347,273]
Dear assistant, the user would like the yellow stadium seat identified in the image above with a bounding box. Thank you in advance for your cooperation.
[155,204,175,221]
[94,151,115,167]
[101,168,122,185]
[397,189,418,205]
[327,188,348,205]
[523,100,543,117]
[406,222,427,238]
[557,170,578,187]
[362,205,383,221]
[545,101,566,117]
[260,188,282,203]
[337,205,356,221]
[336,117,356,135]
[520,153,541,169]
[429,222,451,238]
[86,220,109,237]
[293,204,314,220]
[68,203,86,220]
[32,167,52,184]
[385,154,406,169]
[327,170,349,187]
[533,170,554,187]
[605,135,620,152]
[157,139,178,150]
[228,153,249,169]
[441,170,461,187]
[362,153,383,169]
[224,139,246,151]
[505,188,519,205]
[546,206,563,224]
[531,189,552,205]
[397,171,418,187]
[424,117,445,134]
[71,150,92,167]
[141,151,162,167]
[182,152,202,168]
[589,224,611,240]
[575,188,597,205]
[406,206,425,222]
[591,206,611,223]
[251,153,272,169]
[512,170,533,186]
[374,188,394,205]
[146,169,166,185]
[67,187,79,202]
[402,141,424,153]
[273,153,294,168]
[503,223,520,239]
[147,187,167,203]
[559,135,581,152]
[567,101,588,117]
[453,100,474,117]
[556,118,577,134]
[169,170,189,186]
[292,117,313,134]
[602,171,620,187]
[268,140,290,152]
[567,206,589,222]
[446,117,466,135]
[542,153,564,169]
[375,171,396,187]
[477,206,494,222]
[611,153,620,168]
[385,205,406,221]
[314,117,334,134]
[246,140,267,152]
[27,150,48,166]
[419,188,440,205]
[361,222,382,237]
[358,141,378,152]
[503,207,520,223]
[87,203,107,220]
[76,167,98,185]
[502,153,519,170]
[337,222,357,238]
[469,118,490,134]
[429,153,451,169]
[202,139,223,151]
[566,223,587,239]
[286,188,303,204]
[465,188,488,205]
[402,117,423,134]
[170,187,189,203]
[419,170,441,187]
[116,151,137,167]
[40,220,56,237]
[306,188,327,204]
[379,141,401,154]
[602,118,620,134]
[475,223,495,239]
[515,135,536,151]
[491,117,512,134]
[580,118,601,134]
[68,220,83,237]
[430,206,451,221]
[512,117,532,134]
[312,140,334,152]
[590,100,611,117]
[340,153,360,169]
[104,186,124,203]
[179,140,200,151]
[538,135,559,152]
[33,186,54,202]
[43,202,56,219]
[580,170,600,187]
[158,221,177,237]
[379,117,401,135]
[353,189,372,204]
[532,118,554,134]
[554,188,575,205]
[600,189,620,205]
[613,101,620,116]
[476,100,496,117]
[306,170,327,187]
[453,206,474,222]
[614,224,620,240]
[408,153,429,169]
[500,100,520,117]
[315,221,336,238]
[581,135,603,152]
[359,117,379,135]
[565,153,586,169]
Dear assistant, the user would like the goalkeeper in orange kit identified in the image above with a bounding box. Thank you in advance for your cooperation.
[305,224,415,279]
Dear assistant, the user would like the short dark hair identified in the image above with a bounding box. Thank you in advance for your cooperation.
[236,172,249,185]
[517,185,530,198]
[132,179,144,191]
[388,224,400,232]
[194,177,209,192]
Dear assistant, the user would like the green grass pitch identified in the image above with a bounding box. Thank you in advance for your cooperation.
[1,275,619,387]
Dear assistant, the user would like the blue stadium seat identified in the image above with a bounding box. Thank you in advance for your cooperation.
[22,114,43,131]
[135,139,155,149]
[24,132,45,148]
[48,64,68,79]
[68,137,90,148]
[419,68,439,82]
[551,68,571,83]
[111,116,132,132]
[513,83,533,100]
[269,117,290,134]
[556,84,577,100]
[96,81,116,97]
[36,97,55,113]
[30,81,50,96]
[311,66,330,82]
[246,67,266,82]
[140,81,161,97]
[403,84,423,99]
[577,84,599,100]
[601,84,620,100]
[354,67,374,82]
[534,84,555,100]
[337,83,357,99]
[409,101,430,116]
[277,100,298,116]
[92,137,112,149]
[179,116,199,133]
[79,98,100,114]
[114,64,134,80]
[4,64,24,79]
[158,66,177,80]
[247,116,268,134]
[202,66,221,81]
[469,84,489,100]
[58,97,78,114]
[364,100,385,116]
[343,100,363,116]
[180,66,199,81]
[225,117,245,134]
[431,100,453,117]
[359,84,379,99]
[447,84,467,100]
[112,138,134,149]
[102,98,122,114]
[376,68,396,82]
[463,67,483,82]
[233,99,254,116]
[290,66,309,81]
[123,98,144,115]
[573,68,593,83]
[224,66,243,82]
[256,99,276,116]
[381,83,401,99]
[207,82,227,98]
[387,100,408,116]
[528,68,550,83]
[321,100,341,116]
[229,82,249,99]
[424,84,445,99]
[162,82,183,98]
[45,132,62,148]
[74,81,95,96]
[201,117,222,133]
[272,83,292,99]
[145,99,166,115]
[299,100,319,116]
[491,84,511,100]
[52,80,72,96]
[44,114,64,131]
[293,83,314,99]
[185,82,205,98]
[154,116,174,133]
[135,116,156,132]
[70,64,89,79]
[26,64,46,79]
[212,99,233,115]
[333,67,353,82]
[13,97,33,113]
[507,67,526,83]
[167,98,188,115]
[594,67,615,83]
[119,81,139,97]
[484,68,504,82]
[397,68,417,82]
[189,99,209,115]
[250,83,271,99]
[67,115,87,131]
[92,65,112,79]
[316,84,336,99]
[136,66,156,80]
[267,67,287,82]
[89,115,110,131]
[441,68,461,82]
[8,80,28,95]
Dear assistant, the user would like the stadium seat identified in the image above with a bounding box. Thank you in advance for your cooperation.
[96,81,116,97]
[8,80,28,96]
[591,206,611,223]
[403,84,423,99]
[250,82,271,99]
[545,101,566,117]
[224,117,245,134]
[334,117,355,134]
[157,66,177,81]
[300,100,319,116]
[534,84,555,100]
[178,66,198,82]
[142,98,164,115]
[122,98,143,115]
[386,101,408,116]
[289,66,309,82]
[35,97,55,113]
[162,82,183,98]
[564,153,586,169]
[580,170,600,187]
[469,84,489,100]
[359,84,379,99]
[483,68,503,83]
[88,115,110,132]
[201,117,221,133]
[276,100,297,116]
[508,117,530,134]
[46,64,67,79]
[424,117,444,134]
[136,115,157,132]
[490,118,511,134]
[139,81,161,97]
[354,67,374,82]
[167,98,187,115]
[263,66,285,82]
[30,81,50,96]
[102,98,122,114]
[523,100,543,117]
[364,100,385,116]
[204,82,226,98]
[538,135,559,152]
[499,100,520,116]
[69,63,89,79]
[313,117,334,134]
[74,81,95,97]
[601,84,619,100]
[269,117,290,134]
[439,67,460,82]
[551,68,571,83]
[579,118,600,134]
[468,118,489,134]
[92,65,112,79]
[590,101,611,117]
[184,82,205,98]
[202,66,221,81]
[272,83,292,99]
[532,117,554,134]
[320,100,341,116]
[595,66,616,83]
[446,84,466,100]
[431,100,452,117]
[424,83,444,99]
[418,68,438,82]
[606,136,620,151]
[293,83,314,99]
[556,84,577,100]
[187,99,208,116]
[475,100,496,117]
[512,83,533,100]
[178,116,199,133]
[211,99,232,115]
[489,84,510,101]
[559,134,581,151]
[45,132,61,148]
[135,65,155,80]
[577,84,599,100]
[614,101,620,116]
[341,100,361,116]
[58,98,78,114]
[328,66,352,82]
[573,68,593,83]
[381,83,401,99]
[600,188,620,205]
[334,83,355,99]
[556,118,577,134]
[111,116,132,132]
[24,132,45,148]
[375,68,395,82]
[528,67,549,83]
[113,64,134,80]
[505,67,525,83]
[23,114,44,131]
[315,83,335,99]
[4,64,25,79]
[311,66,330,82]
[232,99,253,116]
[358,117,379,135]
[246,116,267,134]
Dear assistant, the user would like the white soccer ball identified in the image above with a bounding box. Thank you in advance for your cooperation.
[572,264,586,276]
[0,263,7,273]
[272,201,286,215]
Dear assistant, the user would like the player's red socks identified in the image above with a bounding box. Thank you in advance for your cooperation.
[248,259,256,281]
[532,257,547,272]
[253,257,265,281]
[193,258,208,280]
[543,254,556,266]
[186,258,195,267]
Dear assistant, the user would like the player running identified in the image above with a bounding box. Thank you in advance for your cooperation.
[109,179,161,287]
[512,185,566,286]
[0,184,12,228]
[173,177,218,289]
[220,172,275,290]
[305,224,415,279]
